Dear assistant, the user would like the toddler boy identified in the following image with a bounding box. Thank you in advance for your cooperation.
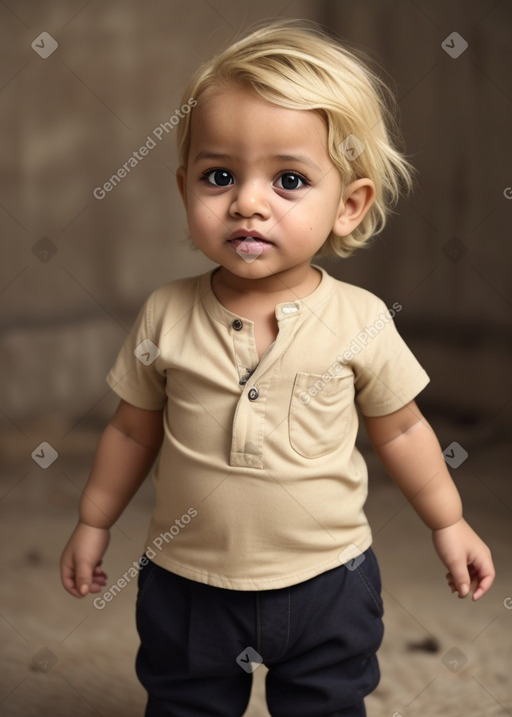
[61,20,494,717]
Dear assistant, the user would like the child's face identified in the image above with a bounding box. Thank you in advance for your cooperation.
[177,85,367,283]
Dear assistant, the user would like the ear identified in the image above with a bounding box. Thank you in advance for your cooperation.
[333,178,376,237]
[176,166,187,207]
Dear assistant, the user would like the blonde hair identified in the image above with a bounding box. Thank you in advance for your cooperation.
[176,19,414,258]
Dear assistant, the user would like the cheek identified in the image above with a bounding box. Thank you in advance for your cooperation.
[284,198,332,234]
[187,199,217,231]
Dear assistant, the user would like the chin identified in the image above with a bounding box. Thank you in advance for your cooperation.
[222,259,279,278]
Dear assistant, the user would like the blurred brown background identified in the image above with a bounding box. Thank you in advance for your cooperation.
[1,1,511,716]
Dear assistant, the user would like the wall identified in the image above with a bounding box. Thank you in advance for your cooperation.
[1,0,510,458]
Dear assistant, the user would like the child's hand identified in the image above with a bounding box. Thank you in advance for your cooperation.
[60,522,110,598]
[432,518,495,601]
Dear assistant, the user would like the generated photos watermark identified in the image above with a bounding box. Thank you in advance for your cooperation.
[441,31,468,59]
[298,302,402,405]
[31,32,58,59]
[93,97,197,200]
[442,441,468,469]
[134,338,161,365]
[442,646,468,673]
[93,507,197,610]
[31,441,59,469]
[340,133,366,161]
[31,646,58,673]
[338,543,366,570]
[236,646,264,673]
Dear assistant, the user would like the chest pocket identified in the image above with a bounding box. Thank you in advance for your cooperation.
[289,371,355,458]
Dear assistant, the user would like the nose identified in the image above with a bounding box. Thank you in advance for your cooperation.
[229,180,270,219]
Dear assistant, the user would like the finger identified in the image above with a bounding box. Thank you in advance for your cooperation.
[468,553,496,601]
[61,572,83,598]
[87,582,104,594]
[472,574,494,601]
[75,562,95,597]
[446,561,471,598]
[91,573,108,588]
[468,566,480,595]
[61,560,83,598]
[446,573,457,593]
[469,561,495,601]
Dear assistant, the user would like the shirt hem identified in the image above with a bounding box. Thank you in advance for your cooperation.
[144,534,373,590]
[359,373,430,417]
[106,371,167,411]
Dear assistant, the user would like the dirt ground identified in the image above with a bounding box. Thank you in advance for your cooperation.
[1,416,511,716]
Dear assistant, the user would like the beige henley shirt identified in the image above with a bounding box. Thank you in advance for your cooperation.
[106,266,430,590]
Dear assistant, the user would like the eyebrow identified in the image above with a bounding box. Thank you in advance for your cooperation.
[193,150,322,172]
[193,151,231,162]
[273,154,322,172]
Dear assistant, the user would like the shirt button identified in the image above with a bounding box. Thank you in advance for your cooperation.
[281,304,299,314]
[248,386,259,401]
[232,319,243,331]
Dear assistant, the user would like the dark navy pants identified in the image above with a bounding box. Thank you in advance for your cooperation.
[135,548,384,716]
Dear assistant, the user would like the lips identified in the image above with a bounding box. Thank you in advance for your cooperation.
[228,230,272,244]
[227,231,274,255]
[228,237,271,247]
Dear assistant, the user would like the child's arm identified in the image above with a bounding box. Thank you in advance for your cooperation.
[364,401,495,601]
[60,399,164,598]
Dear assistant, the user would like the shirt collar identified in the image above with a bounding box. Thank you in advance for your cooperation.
[199,264,335,326]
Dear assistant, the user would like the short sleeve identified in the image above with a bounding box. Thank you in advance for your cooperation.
[106,292,167,410]
[354,301,430,417]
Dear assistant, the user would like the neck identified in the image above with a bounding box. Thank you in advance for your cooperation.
[213,264,322,301]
